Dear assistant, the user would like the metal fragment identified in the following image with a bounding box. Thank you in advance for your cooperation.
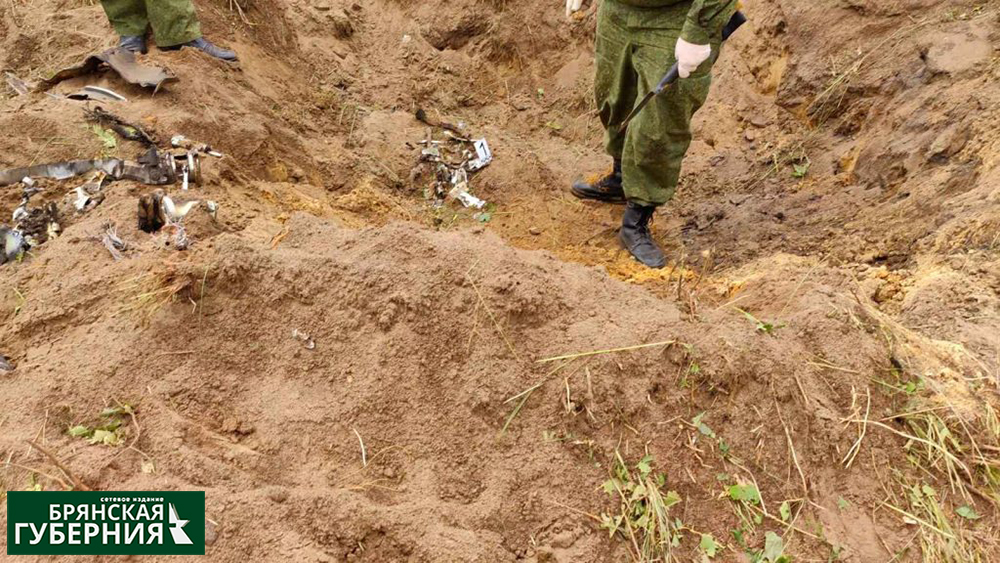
[466,139,493,172]
[67,86,128,103]
[0,148,200,187]
[4,72,29,96]
[291,329,316,350]
[1,227,27,265]
[39,48,177,91]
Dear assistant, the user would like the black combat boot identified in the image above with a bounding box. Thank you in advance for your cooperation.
[119,35,148,54]
[160,37,238,61]
[571,159,625,203]
[619,201,666,269]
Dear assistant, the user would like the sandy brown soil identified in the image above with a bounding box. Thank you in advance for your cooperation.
[1,0,999,561]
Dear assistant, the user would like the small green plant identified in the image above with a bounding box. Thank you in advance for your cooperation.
[68,403,134,447]
[791,157,810,178]
[956,505,981,520]
[893,483,982,562]
[779,500,792,522]
[700,533,721,558]
[691,412,733,459]
[25,473,43,491]
[90,125,117,156]
[749,532,791,563]
[12,287,26,316]
[600,452,682,562]
[727,481,763,533]
[735,308,786,336]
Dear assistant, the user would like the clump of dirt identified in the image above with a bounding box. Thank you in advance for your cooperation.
[1,0,999,562]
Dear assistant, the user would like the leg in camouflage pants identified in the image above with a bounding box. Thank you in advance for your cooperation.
[100,0,202,48]
[595,0,723,207]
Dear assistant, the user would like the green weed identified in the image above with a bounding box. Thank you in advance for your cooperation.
[600,451,682,562]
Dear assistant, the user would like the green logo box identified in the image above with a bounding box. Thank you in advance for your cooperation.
[6,491,205,555]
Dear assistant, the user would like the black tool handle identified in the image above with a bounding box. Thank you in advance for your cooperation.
[654,10,747,94]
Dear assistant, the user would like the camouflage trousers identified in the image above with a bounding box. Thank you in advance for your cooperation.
[100,0,202,48]
[595,0,724,206]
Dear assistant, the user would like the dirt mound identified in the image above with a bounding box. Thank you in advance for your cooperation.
[2,0,999,561]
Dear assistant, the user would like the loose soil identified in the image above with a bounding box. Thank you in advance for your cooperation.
[1,0,999,561]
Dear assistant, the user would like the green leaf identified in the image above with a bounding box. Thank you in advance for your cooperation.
[91,125,117,151]
[779,500,792,522]
[602,479,617,496]
[700,533,720,558]
[600,513,620,537]
[792,161,809,178]
[692,412,716,437]
[763,532,784,562]
[956,505,981,520]
[101,405,130,417]
[728,484,761,505]
[89,429,119,446]
[718,438,730,456]
[637,454,654,476]
[98,419,122,432]
[68,425,92,437]
[634,512,649,529]
[837,496,851,511]
[631,481,648,501]
[663,490,682,508]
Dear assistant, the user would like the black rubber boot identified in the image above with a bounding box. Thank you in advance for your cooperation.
[160,37,238,62]
[119,35,148,54]
[571,159,625,203]
[619,201,667,269]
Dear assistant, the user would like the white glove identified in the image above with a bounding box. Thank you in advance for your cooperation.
[566,0,583,18]
[675,38,712,78]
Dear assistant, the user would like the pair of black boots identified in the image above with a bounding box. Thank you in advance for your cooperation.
[119,36,238,62]
[571,160,666,269]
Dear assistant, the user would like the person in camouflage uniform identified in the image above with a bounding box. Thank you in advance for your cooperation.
[100,0,237,61]
[568,0,738,268]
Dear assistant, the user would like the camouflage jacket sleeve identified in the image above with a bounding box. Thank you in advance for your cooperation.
[681,0,738,44]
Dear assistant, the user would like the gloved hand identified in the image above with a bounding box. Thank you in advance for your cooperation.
[675,38,712,78]
[566,0,583,18]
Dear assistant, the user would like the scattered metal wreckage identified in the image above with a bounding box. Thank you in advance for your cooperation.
[0,147,202,188]
[137,189,201,233]
[1,178,60,265]
[412,108,493,212]
[39,48,177,92]
[171,135,223,158]
[137,189,208,251]
[99,223,130,261]
[6,47,175,103]
[0,105,223,265]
